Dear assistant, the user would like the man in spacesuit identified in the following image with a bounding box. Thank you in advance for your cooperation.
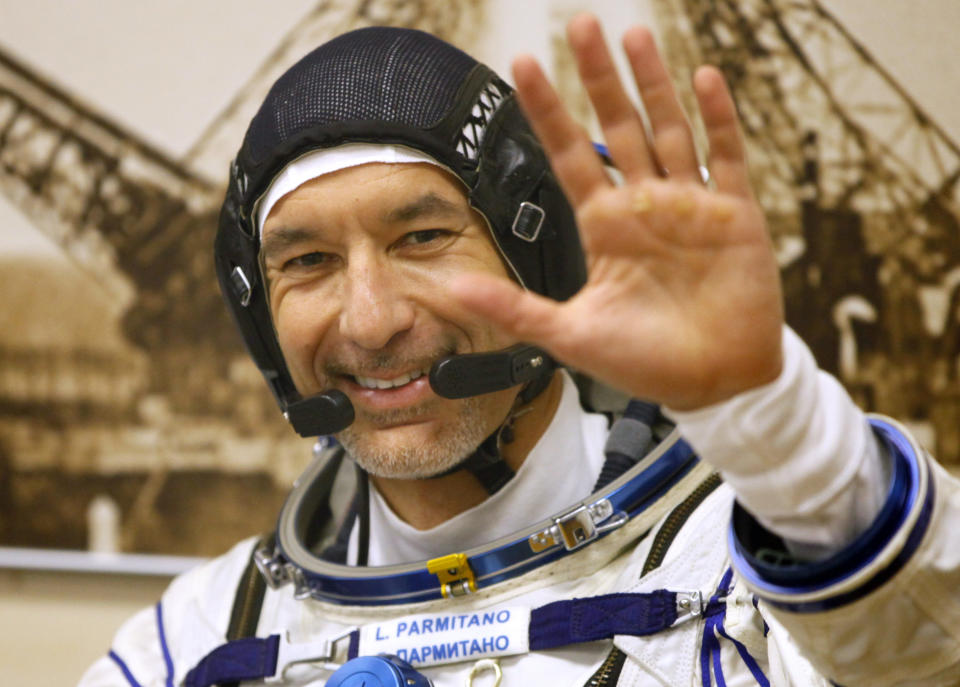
[81,13,960,687]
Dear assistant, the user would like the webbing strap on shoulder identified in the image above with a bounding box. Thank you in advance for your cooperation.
[227,532,274,641]
[216,532,274,687]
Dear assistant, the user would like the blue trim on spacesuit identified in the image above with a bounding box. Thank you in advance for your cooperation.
[728,418,933,613]
[156,602,175,687]
[103,604,174,687]
[698,568,771,687]
[108,650,143,687]
[715,612,769,685]
[699,569,731,686]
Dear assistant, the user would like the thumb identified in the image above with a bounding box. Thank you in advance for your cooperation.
[449,272,565,348]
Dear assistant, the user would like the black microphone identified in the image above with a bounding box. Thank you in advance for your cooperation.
[282,345,555,436]
[285,390,355,437]
[429,344,555,399]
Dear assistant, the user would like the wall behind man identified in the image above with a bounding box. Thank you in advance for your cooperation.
[0,0,957,684]
[0,568,169,684]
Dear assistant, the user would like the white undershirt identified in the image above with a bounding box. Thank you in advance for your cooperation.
[353,372,610,566]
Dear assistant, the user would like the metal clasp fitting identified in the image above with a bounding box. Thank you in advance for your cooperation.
[529,499,628,553]
[427,553,477,598]
[254,545,291,590]
[466,658,503,686]
[267,627,357,683]
[511,201,545,242]
[230,266,253,307]
[674,590,705,624]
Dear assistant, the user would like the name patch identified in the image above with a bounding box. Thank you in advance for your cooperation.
[358,607,530,667]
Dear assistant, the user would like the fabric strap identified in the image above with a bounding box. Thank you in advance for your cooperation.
[698,568,770,687]
[529,591,678,650]
[184,590,693,687]
[185,636,279,687]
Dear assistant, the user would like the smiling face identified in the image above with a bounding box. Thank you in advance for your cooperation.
[260,162,521,478]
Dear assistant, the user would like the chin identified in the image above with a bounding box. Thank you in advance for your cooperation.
[337,400,491,479]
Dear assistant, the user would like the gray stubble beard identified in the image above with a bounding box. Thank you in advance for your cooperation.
[335,395,493,479]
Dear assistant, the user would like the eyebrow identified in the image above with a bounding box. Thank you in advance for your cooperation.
[260,192,465,259]
[260,226,318,261]
[383,192,463,224]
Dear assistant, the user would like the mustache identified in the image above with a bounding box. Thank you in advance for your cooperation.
[321,340,457,378]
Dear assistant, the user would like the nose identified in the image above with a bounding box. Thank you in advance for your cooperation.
[338,257,416,350]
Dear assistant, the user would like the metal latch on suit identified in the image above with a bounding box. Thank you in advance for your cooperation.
[528,499,628,552]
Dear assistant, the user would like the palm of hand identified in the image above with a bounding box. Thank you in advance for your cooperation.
[452,15,784,410]
[564,179,783,408]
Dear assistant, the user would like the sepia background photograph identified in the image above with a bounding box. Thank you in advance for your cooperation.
[0,0,958,682]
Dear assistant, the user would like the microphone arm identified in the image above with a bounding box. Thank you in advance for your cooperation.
[283,345,555,436]
[429,344,555,399]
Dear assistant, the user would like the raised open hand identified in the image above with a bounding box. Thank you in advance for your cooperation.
[451,14,784,410]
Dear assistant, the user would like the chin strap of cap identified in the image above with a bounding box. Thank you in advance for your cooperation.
[449,431,516,495]
[429,356,556,494]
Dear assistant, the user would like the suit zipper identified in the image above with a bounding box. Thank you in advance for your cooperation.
[586,646,627,686]
[582,472,723,687]
[642,472,722,575]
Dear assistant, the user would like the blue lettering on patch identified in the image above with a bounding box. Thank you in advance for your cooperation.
[399,634,513,666]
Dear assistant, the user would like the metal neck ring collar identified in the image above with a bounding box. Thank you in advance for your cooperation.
[257,430,698,606]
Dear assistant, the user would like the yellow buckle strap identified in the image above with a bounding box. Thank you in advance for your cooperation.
[427,553,477,598]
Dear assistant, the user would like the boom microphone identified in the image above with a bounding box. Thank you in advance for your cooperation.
[429,344,555,399]
[283,345,555,436]
[285,390,355,437]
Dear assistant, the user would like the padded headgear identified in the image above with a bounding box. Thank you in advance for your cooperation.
[215,26,586,430]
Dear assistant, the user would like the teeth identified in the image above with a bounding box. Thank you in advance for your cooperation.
[355,367,428,390]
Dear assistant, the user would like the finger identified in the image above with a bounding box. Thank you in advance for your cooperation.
[622,26,701,183]
[448,271,567,350]
[512,54,609,207]
[694,66,752,198]
[566,14,657,180]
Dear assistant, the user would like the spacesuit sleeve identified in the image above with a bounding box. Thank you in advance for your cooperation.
[666,326,889,555]
[667,326,960,684]
[731,421,960,685]
[77,603,174,687]
[77,538,259,687]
